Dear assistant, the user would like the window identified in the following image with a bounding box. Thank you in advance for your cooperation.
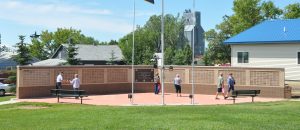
[298,52,300,64]
[238,52,249,63]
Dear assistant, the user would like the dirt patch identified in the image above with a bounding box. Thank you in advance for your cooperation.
[18,106,48,110]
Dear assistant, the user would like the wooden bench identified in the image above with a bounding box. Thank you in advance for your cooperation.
[231,90,260,104]
[50,89,88,104]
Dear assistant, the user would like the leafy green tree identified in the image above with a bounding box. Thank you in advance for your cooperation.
[13,35,32,65]
[66,38,80,65]
[118,14,187,65]
[283,3,300,19]
[28,28,100,59]
[173,44,192,65]
[108,40,118,45]
[164,46,175,65]
[231,0,262,35]
[29,38,48,60]
[261,1,283,20]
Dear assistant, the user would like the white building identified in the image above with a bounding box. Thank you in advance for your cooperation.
[224,19,300,81]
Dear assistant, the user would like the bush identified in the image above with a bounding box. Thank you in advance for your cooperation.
[8,84,16,93]
[4,76,16,84]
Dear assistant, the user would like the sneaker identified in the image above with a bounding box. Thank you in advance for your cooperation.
[224,97,228,99]
[215,97,220,100]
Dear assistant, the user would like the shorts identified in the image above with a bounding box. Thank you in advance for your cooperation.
[217,88,222,93]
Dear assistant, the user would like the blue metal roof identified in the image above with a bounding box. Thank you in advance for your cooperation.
[224,19,300,44]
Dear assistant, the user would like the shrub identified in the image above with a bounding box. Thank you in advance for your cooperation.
[8,84,16,93]
[4,76,16,84]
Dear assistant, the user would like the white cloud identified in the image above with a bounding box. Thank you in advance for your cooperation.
[0,0,132,34]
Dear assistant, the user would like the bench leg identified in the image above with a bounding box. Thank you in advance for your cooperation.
[233,97,235,104]
[57,95,60,103]
[252,96,254,103]
[81,97,83,104]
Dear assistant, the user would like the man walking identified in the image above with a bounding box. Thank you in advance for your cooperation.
[215,73,226,99]
[226,73,235,98]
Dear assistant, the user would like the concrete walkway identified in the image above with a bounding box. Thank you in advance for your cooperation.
[0,98,20,105]
[18,93,285,106]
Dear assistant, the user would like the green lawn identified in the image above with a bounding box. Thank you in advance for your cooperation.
[0,96,15,102]
[0,101,299,130]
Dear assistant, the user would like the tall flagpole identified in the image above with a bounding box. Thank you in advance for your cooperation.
[131,0,136,104]
[191,0,195,105]
[161,0,165,105]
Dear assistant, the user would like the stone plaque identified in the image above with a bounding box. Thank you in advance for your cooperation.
[135,69,154,82]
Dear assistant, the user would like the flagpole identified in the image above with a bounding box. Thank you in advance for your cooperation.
[191,0,195,105]
[131,0,136,104]
[161,0,165,105]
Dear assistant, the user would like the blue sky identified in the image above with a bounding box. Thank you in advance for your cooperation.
[0,0,299,47]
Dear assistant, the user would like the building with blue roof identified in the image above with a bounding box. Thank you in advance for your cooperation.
[224,19,300,81]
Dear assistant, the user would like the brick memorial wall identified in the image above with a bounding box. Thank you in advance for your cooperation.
[17,66,288,98]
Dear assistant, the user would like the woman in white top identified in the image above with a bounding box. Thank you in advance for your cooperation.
[174,74,182,97]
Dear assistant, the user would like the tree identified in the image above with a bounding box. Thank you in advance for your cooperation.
[107,50,117,65]
[108,40,118,45]
[29,38,48,60]
[283,3,300,19]
[231,0,262,35]
[13,35,32,65]
[66,38,80,65]
[118,14,188,65]
[204,0,264,65]
[28,28,100,60]
[261,1,283,20]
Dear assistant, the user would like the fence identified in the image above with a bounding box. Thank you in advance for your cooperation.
[17,65,288,98]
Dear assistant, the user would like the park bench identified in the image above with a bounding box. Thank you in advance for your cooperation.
[231,90,260,104]
[50,89,88,104]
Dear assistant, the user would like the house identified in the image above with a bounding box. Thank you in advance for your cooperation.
[33,44,124,66]
[224,19,300,81]
[0,52,17,70]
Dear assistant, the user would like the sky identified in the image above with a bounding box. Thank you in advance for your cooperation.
[0,0,299,48]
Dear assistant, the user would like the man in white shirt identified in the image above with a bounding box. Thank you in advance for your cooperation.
[56,72,63,89]
[70,74,80,99]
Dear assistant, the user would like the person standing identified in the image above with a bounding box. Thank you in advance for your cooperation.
[70,74,80,99]
[174,74,182,97]
[226,73,235,98]
[154,72,160,94]
[215,73,226,99]
[56,72,63,89]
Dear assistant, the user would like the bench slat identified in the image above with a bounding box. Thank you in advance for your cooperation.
[231,90,261,104]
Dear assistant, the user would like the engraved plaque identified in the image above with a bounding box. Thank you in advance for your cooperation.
[135,69,154,82]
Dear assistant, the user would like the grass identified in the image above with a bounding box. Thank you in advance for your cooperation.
[0,96,15,102]
[0,101,299,130]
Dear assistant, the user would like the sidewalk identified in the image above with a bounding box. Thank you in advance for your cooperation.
[18,93,285,106]
[0,98,20,105]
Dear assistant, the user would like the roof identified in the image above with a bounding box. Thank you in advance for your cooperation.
[0,52,17,67]
[224,19,300,44]
[31,59,66,66]
[52,44,123,61]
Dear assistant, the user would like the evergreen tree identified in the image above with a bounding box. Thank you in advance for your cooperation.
[107,50,117,65]
[13,35,32,65]
[66,38,79,65]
